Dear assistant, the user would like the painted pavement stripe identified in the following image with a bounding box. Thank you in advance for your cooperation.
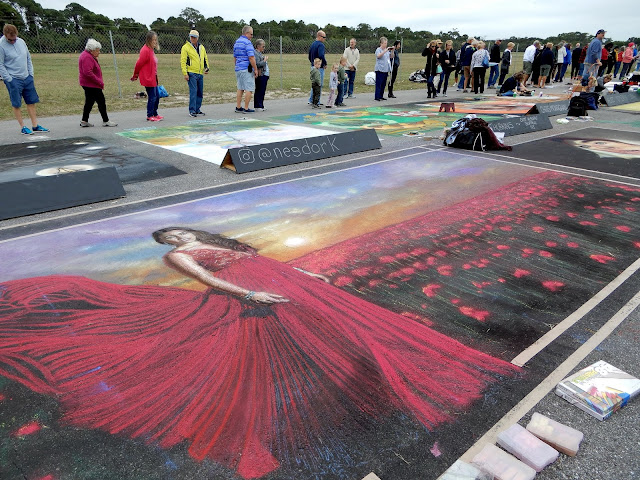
[511,256,640,366]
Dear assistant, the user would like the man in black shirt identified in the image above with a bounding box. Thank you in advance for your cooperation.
[488,40,502,88]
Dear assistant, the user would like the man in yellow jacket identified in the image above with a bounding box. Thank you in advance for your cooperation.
[181,29,209,117]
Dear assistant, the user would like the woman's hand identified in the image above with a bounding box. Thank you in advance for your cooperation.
[250,291,290,304]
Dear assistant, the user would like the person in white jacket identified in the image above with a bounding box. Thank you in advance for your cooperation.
[343,38,360,98]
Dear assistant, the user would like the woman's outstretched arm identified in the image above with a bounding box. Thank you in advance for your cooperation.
[165,251,289,304]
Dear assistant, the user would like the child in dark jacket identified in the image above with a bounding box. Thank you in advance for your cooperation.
[310,58,322,108]
[335,57,347,106]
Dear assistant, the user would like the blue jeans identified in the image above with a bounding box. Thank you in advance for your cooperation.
[336,81,345,104]
[374,71,388,99]
[436,70,445,91]
[145,86,159,118]
[187,73,204,113]
[488,64,499,87]
[346,69,356,96]
[437,70,452,93]
[309,66,325,102]
[555,63,569,81]
[614,62,621,77]
[457,74,465,89]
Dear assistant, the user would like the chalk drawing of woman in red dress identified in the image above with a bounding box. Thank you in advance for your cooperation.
[0,227,517,478]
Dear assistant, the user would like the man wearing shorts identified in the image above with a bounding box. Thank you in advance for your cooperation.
[522,40,540,86]
[233,25,257,114]
[0,24,48,135]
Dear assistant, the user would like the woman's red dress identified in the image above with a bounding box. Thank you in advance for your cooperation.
[0,248,516,478]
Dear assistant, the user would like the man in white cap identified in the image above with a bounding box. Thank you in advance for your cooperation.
[180,29,209,117]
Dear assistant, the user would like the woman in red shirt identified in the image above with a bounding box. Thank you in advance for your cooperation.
[131,31,163,121]
[78,38,117,127]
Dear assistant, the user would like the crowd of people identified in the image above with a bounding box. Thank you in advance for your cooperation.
[1,22,638,134]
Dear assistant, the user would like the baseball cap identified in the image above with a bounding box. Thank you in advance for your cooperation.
[630,42,635,47]
[189,30,199,37]
[596,29,605,35]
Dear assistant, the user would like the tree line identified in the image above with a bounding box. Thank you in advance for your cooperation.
[0,1,633,54]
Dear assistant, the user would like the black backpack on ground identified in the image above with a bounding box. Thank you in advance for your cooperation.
[567,96,588,117]
[613,84,630,93]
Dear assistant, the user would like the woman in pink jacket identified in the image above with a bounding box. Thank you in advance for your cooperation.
[78,38,117,127]
[131,31,163,121]
[620,43,637,78]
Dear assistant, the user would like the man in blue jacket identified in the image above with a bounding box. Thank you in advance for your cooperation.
[308,30,327,104]
[0,24,48,135]
[583,29,605,85]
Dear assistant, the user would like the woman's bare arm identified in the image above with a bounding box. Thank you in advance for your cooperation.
[165,252,289,304]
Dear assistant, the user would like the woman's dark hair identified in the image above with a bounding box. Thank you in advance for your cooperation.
[393,40,401,48]
[152,227,257,253]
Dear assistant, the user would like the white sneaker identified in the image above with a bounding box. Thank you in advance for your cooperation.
[102,121,118,127]
[80,121,94,127]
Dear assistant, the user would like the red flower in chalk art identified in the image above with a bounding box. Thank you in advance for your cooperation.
[437,265,453,276]
[422,284,442,297]
[579,221,598,226]
[546,215,560,222]
[351,267,371,277]
[333,276,353,287]
[459,306,490,322]
[590,254,616,264]
[514,269,531,278]
[616,226,631,232]
[567,242,579,248]
[400,312,434,326]
[542,281,565,292]
[12,421,42,437]
[539,251,553,258]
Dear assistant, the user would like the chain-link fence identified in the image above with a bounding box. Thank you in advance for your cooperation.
[2,22,429,55]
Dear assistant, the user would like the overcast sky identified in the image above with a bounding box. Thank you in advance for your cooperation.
[39,1,633,41]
